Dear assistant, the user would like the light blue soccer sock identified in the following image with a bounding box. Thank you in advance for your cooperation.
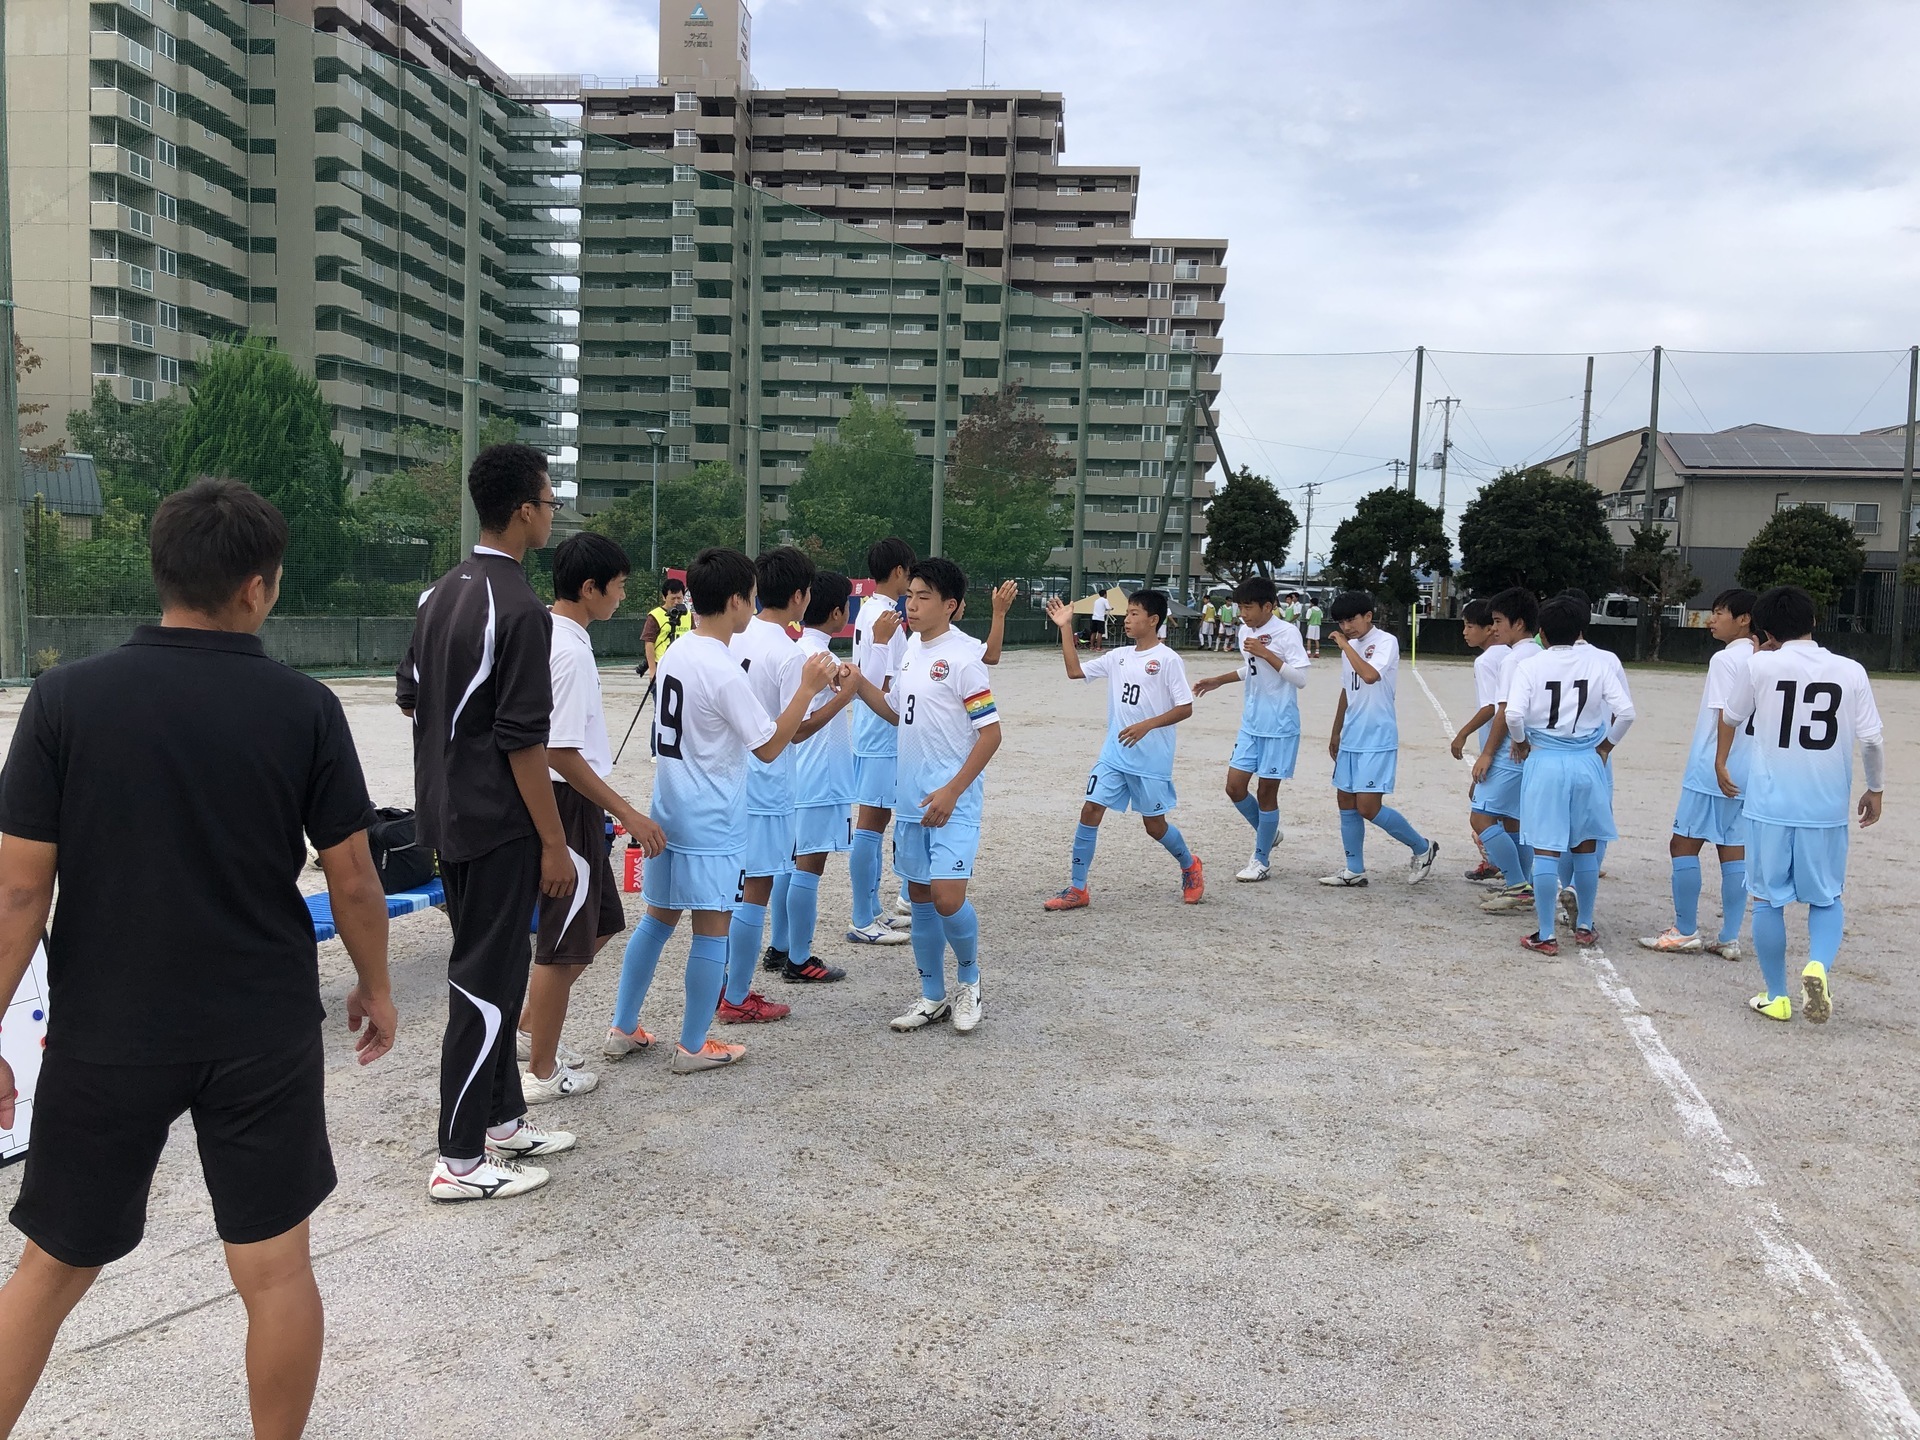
[1480,824,1523,886]
[1671,854,1703,935]
[1596,841,1610,871]
[1753,901,1789,999]
[1532,855,1561,939]
[1557,851,1576,890]
[1369,806,1427,855]
[786,870,821,965]
[910,900,946,1000]
[1718,860,1748,945]
[1253,809,1280,866]
[1232,794,1262,831]
[612,913,675,1033]
[680,933,728,1053]
[850,828,883,929]
[1808,900,1843,970]
[1070,822,1100,890]
[1158,824,1195,870]
[942,902,981,987]
[1571,851,1600,930]
[1340,809,1366,873]
[1516,838,1535,876]
[724,902,767,1006]
[768,873,792,953]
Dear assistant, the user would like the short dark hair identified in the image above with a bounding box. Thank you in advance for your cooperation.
[661,574,686,597]
[1557,587,1592,607]
[1131,588,1169,623]
[687,546,757,617]
[909,557,967,610]
[1538,594,1589,646]
[1236,576,1277,607]
[1711,587,1757,618]
[553,532,630,602]
[804,571,853,628]
[1489,586,1539,631]
[868,537,916,583]
[149,478,290,615]
[468,443,550,532]
[1462,598,1494,627]
[1752,585,1816,644]
[756,545,816,610]
[1329,590,1375,623]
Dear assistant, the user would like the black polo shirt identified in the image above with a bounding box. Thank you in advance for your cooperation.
[0,626,375,1065]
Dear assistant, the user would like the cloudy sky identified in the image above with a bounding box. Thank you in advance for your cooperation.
[464,0,1920,557]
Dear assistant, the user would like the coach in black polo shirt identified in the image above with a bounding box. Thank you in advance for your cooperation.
[0,479,396,1440]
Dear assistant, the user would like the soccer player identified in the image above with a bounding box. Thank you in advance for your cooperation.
[1716,585,1884,1023]
[606,548,838,1072]
[1638,588,1757,959]
[847,538,916,947]
[1451,599,1508,883]
[1199,597,1217,650]
[854,559,1003,1034]
[1091,588,1111,649]
[1040,589,1203,910]
[1469,586,1541,913]
[1505,595,1635,954]
[785,572,862,981]
[1320,591,1440,887]
[1215,596,1237,652]
[1192,575,1310,882]
[1305,599,1325,658]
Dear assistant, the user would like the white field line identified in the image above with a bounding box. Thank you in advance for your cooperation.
[1412,662,1920,1438]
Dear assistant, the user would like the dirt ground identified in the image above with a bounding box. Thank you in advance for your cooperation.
[2,647,1918,1439]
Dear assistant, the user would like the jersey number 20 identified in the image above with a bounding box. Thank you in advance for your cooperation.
[1121,683,1141,706]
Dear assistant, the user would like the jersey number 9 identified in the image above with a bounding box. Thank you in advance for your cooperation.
[657,676,685,758]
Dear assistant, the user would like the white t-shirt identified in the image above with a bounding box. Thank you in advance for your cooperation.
[730,616,804,816]
[1682,638,1755,797]
[893,627,998,827]
[1238,616,1310,738]
[650,634,776,855]
[852,593,908,760]
[1506,644,1636,745]
[1083,642,1193,778]
[1471,645,1506,754]
[546,612,611,782]
[1720,639,1883,828]
[1337,626,1401,753]
[1092,596,1110,623]
[793,628,856,808]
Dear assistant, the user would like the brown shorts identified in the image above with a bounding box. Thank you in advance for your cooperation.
[535,781,627,964]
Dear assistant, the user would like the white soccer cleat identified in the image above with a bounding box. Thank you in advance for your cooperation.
[1235,859,1271,883]
[847,921,910,946]
[893,895,914,919]
[602,1024,656,1059]
[1318,869,1369,888]
[889,994,951,1032]
[521,1064,599,1104]
[515,1030,587,1070]
[1480,884,1534,913]
[949,982,982,1034]
[1637,928,1704,954]
[1408,841,1440,885]
[429,1156,550,1202]
[1705,938,1743,962]
[486,1121,577,1159]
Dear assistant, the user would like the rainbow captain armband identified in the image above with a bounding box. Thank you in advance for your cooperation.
[964,688,998,724]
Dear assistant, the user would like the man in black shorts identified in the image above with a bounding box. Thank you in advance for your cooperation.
[0,479,397,1439]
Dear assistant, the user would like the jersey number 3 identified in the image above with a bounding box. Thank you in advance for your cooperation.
[657,676,685,758]
[1772,680,1841,751]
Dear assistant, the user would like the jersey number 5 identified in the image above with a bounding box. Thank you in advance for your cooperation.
[1773,680,1841,751]
[657,676,685,758]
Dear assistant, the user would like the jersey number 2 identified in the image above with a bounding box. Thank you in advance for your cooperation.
[656,676,685,758]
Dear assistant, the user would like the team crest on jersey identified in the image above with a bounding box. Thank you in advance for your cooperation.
[929,659,951,681]
[1364,645,1376,659]
[1145,659,1161,675]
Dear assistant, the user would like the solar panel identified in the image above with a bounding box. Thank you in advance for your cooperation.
[1666,431,1910,471]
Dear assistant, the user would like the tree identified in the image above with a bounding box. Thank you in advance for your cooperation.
[168,338,349,609]
[942,382,1070,582]
[1203,466,1297,584]
[14,338,64,464]
[1618,522,1701,660]
[785,390,929,573]
[1737,505,1868,614]
[588,460,745,609]
[1327,486,1449,607]
[1456,466,1617,600]
[66,379,188,517]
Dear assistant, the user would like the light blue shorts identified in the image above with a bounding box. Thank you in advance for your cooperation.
[1518,746,1615,853]
[1086,762,1177,817]
[853,753,897,810]
[893,820,980,883]
[1747,820,1848,908]
[743,811,796,878]
[794,802,854,856]
[1471,759,1523,820]
[1230,728,1300,781]
[1333,746,1397,795]
[641,847,744,913]
[1674,789,1747,848]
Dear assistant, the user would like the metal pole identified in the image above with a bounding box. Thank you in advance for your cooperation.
[0,0,27,680]
[743,189,764,558]
[1891,344,1918,673]
[1070,316,1091,602]
[1301,481,1317,586]
[1177,375,1199,601]
[929,265,950,556]
[1139,363,1191,589]
[459,80,483,556]
[1638,346,1663,662]
[1434,397,1456,523]
[1406,344,1424,500]
[649,441,660,571]
[1574,354,1594,484]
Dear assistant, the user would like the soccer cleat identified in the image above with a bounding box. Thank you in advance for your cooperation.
[782,955,847,984]
[1182,857,1205,905]
[847,921,910,945]
[1801,962,1832,1025]
[760,945,791,974]
[1043,886,1091,911]
[1408,841,1440,885]
[950,981,983,1033]
[1520,932,1560,956]
[429,1156,550,1202]
[1559,888,1579,926]
[486,1121,576,1159]
[1574,926,1599,948]
[1318,869,1368,887]
[670,1038,747,1073]
[1638,928,1704,954]
[893,895,914,919]
[516,1030,587,1070]
[1480,883,1534,914]
[521,1064,599,1104]
[889,994,951,1032]
[1748,992,1792,1022]
[1464,860,1503,883]
[1705,938,1743,962]
[882,914,913,932]
[716,991,791,1024]
[1235,859,1271,883]
[602,1024,657,1059]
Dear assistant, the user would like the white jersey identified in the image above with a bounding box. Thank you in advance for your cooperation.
[793,628,855,807]
[1471,646,1505,754]
[1337,627,1400,752]
[1719,639,1882,829]
[650,634,776,855]
[852,593,908,759]
[1506,644,1635,745]
[1237,617,1309,737]
[1083,643,1193,779]
[893,627,998,828]
[1682,638,1755,797]
[730,616,804,816]
[546,612,611,782]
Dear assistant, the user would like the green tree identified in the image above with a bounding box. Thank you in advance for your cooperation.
[168,338,348,609]
[66,380,188,517]
[785,390,929,572]
[588,460,745,609]
[25,498,156,616]
[1203,466,1297,584]
[1618,522,1702,660]
[1737,505,1868,614]
[1327,486,1450,607]
[1456,466,1617,600]
[16,338,64,465]
[942,382,1070,582]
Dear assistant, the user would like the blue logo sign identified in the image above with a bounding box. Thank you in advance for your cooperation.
[689,4,709,17]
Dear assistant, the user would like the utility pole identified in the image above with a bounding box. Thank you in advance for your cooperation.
[1177,378,1199,602]
[1299,481,1321,586]
[1385,459,1407,487]
[1429,396,1459,522]
[1406,344,1424,499]
[1891,344,1918,673]
[459,80,483,557]
[1574,354,1594,484]
[1069,315,1092,602]
[743,189,764,561]
[929,267,951,556]
[1638,346,1664,662]
[1139,368,1194,590]
[0,0,27,679]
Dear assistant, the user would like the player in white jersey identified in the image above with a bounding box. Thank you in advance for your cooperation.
[1451,599,1509,882]
[607,548,839,1074]
[1192,576,1310,883]
[1505,595,1635,955]
[1638,588,1756,959]
[1716,585,1884,1024]
[1468,588,1541,913]
[780,572,862,986]
[847,539,916,946]
[1040,589,1203,911]
[1320,591,1439,887]
[854,559,1002,1034]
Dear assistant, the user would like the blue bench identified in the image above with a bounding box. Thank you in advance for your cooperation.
[307,879,446,943]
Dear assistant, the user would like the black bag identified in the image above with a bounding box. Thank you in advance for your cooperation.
[367,807,437,894]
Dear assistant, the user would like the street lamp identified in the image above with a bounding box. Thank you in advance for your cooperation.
[646,426,666,572]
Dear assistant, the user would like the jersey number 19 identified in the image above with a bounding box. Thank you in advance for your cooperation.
[657,676,685,758]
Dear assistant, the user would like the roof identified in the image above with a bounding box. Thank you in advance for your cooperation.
[1664,429,1912,472]
[17,454,104,516]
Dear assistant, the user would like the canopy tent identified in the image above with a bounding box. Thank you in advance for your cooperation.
[1070,586,1130,616]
